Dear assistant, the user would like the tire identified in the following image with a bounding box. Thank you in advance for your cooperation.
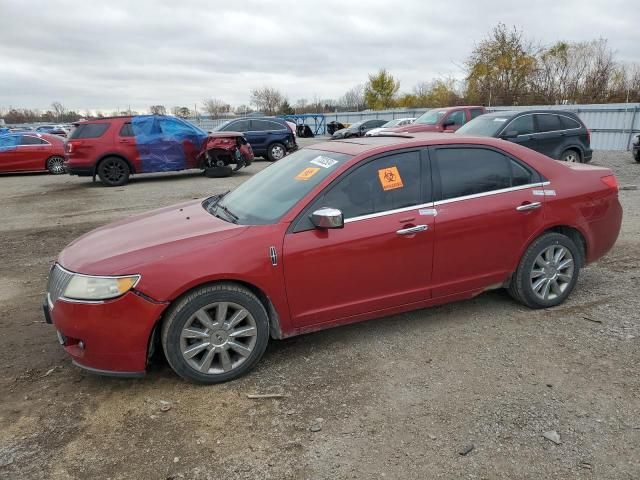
[508,232,581,309]
[266,142,286,162]
[560,149,581,163]
[46,156,66,175]
[97,157,130,187]
[161,283,269,384]
[204,166,233,178]
[634,150,640,163]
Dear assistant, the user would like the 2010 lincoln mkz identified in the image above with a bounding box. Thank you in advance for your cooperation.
[44,133,622,383]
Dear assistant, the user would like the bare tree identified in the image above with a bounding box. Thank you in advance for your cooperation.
[171,106,191,118]
[202,98,230,118]
[234,104,253,115]
[149,105,167,115]
[51,102,66,122]
[339,84,366,111]
[250,87,284,115]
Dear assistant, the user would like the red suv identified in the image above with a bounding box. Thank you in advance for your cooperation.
[384,106,486,134]
[45,134,621,383]
[65,115,253,186]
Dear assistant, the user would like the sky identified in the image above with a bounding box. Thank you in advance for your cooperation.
[0,0,638,113]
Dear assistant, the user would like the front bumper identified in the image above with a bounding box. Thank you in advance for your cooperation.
[45,291,167,375]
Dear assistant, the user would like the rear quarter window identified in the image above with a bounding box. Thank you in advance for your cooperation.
[558,115,582,130]
[69,123,110,139]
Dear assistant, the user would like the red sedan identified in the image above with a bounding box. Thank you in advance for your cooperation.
[0,133,66,174]
[44,133,622,382]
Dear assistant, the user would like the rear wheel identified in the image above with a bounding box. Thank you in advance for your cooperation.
[508,232,581,309]
[560,149,581,163]
[266,142,286,162]
[161,283,269,384]
[97,157,130,187]
[634,150,640,162]
[46,156,65,174]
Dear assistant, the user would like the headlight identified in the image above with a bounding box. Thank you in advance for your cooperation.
[63,274,140,301]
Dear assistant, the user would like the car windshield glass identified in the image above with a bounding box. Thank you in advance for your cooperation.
[414,110,446,125]
[209,149,352,225]
[456,116,507,136]
[348,121,364,129]
[381,119,400,128]
[212,121,231,132]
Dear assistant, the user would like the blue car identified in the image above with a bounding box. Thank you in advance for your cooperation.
[213,117,297,161]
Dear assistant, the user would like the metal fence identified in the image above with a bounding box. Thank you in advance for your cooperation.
[188,103,640,151]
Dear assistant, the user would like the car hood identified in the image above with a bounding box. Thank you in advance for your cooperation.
[386,124,441,133]
[58,200,247,275]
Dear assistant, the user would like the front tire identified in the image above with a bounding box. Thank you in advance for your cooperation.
[508,232,581,309]
[97,157,130,186]
[46,156,66,174]
[266,142,286,162]
[161,283,269,384]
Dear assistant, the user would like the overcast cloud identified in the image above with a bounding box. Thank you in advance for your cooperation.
[0,0,638,113]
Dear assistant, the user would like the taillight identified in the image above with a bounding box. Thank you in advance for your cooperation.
[601,175,618,191]
[586,129,591,145]
[65,142,72,153]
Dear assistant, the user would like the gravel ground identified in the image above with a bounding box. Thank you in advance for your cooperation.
[0,145,638,479]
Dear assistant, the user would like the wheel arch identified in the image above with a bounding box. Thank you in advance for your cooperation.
[559,145,583,161]
[96,153,135,174]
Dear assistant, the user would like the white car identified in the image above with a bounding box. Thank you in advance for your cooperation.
[365,117,415,136]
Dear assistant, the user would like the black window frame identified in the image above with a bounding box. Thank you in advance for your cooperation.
[429,145,543,203]
[290,148,432,233]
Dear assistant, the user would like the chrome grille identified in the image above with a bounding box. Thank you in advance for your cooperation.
[47,264,73,304]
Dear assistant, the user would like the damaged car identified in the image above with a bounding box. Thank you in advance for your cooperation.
[64,115,254,186]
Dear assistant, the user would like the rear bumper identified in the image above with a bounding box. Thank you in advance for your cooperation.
[583,149,593,163]
[46,290,167,374]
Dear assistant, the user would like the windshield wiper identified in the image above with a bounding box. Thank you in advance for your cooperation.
[216,203,239,224]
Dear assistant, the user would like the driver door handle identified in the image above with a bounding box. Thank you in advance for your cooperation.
[516,201,542,211]
[396,225,428,235]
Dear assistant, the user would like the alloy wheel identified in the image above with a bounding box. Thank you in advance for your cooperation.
[179,302,258,374]
[47,156,65,174]
[104,160,126,182]
[270,145,285,160]
[530,245,575,301]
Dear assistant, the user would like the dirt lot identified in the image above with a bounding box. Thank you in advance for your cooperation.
[0,144,638,479]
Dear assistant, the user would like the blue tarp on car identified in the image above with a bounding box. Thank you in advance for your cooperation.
[131,116,208,173]
[0,134,20,152]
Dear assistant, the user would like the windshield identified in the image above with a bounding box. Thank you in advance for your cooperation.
[380,119,401,128]
[212,120,231,132]
[209,149,352,225]
[414,110,446,125]
[456,115,507,137]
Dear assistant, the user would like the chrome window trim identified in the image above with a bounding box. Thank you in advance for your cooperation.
[343,181,550,224]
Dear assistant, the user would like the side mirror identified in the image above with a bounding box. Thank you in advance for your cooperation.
[311,207,344,229]
[500,130,519,139]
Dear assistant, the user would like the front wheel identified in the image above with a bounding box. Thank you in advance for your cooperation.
[97,157,130,186]
[161,283,270,384]
[508,232,581,309]
[266,142,286,162]
[46,156,66,174]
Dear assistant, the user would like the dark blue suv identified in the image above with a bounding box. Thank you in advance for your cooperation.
[213,117,296,161]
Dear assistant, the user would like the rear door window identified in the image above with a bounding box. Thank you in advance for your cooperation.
[223,120,250,132]
[558,115,581,130]
[69,123,109,139]
[251,120,285,131]
[447,110,466,126]
[20,135,47,145]
[119,123,134,137]
[470,108,485,119]
[434,147,520,200]
[535,114,562,133]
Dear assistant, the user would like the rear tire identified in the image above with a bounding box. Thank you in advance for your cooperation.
[634,150,640,162]
[97,157,130,187]
[204,165,233,178]
[266,142,286,162]
[46,156,65,174]
[560,149,581,163]
[161,283,270,384]
[508,232,581,309]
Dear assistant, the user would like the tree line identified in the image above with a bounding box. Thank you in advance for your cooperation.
[3,24,639,124]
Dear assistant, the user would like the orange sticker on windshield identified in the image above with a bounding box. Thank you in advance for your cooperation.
[295,167,320,181]
[378,166,404,191]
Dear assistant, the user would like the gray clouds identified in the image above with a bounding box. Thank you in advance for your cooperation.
[0,0,638,112]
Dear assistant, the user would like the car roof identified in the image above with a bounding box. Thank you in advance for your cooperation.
[486,109,579,117]
[309,132,518,155]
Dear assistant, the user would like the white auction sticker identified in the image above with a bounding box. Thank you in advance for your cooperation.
[310,156,339,168]
[493,118,507,122]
